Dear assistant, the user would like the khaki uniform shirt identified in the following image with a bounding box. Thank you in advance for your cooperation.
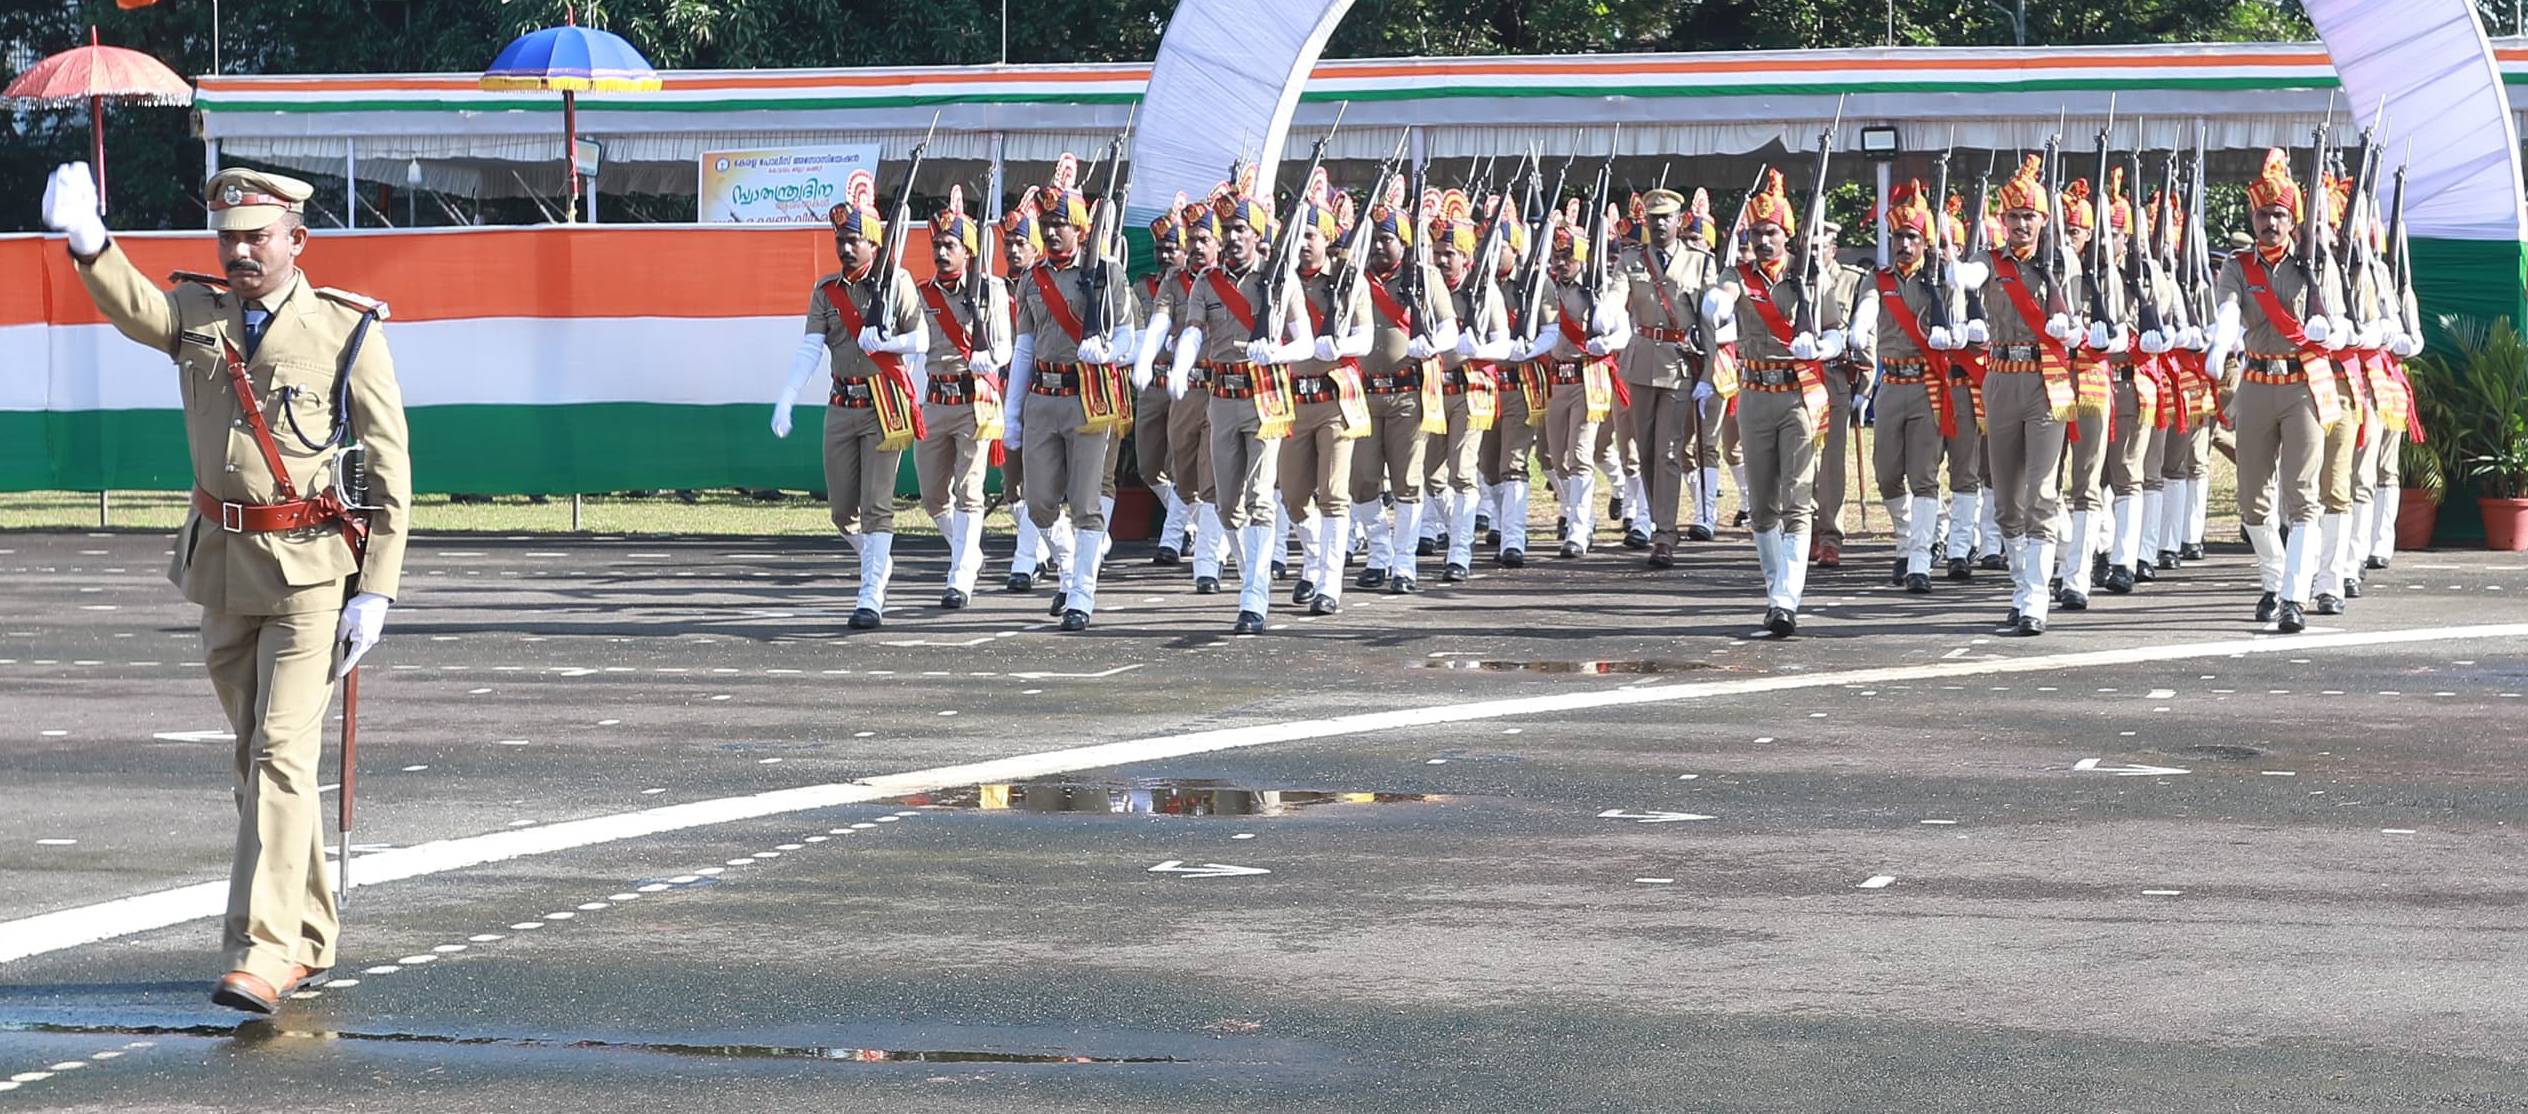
[1861,261,1965,363]
[1442,275,1510,373]
[1359,263,1455,378]
[1974,246,2079,348]
[918,270,1010,377]
[1016,259,1097,365]
[1709,259,1853,362]
[1295,270,1371,378]
[2215,249,2346,357]
[1190,262,1298,363]
[76,242,412,615]
[1618,240,1720,387]
[807,267,923,381]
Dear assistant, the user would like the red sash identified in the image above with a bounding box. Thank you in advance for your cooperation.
[821,276,926,441]
[919,279,975,361]
[1029,265,1087,346]
[2231,250,2345,426]
[1988,257,2079,439]
[1737,262,1829,435]
[1208,269,1260,335]
[1873,268,1957,439]
[1369,275,1414,332]
[1555,312,1631,408]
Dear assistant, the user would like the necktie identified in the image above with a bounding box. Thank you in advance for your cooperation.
[243,306,271,358]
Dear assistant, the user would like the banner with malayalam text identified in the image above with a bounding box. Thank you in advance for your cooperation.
[697,143,885,224]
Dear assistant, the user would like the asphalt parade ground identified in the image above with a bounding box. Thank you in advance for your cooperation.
[3,525,2526,1112]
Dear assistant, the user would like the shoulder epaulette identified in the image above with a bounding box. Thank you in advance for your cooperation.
[168,270,229,288]
[315,286,391,320]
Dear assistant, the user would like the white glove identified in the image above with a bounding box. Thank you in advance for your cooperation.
[770,333,824,440]
[1113,326,1140,365]
[42,163,107,257]
[1455,331,1479,360]
[2178,324,2206,351]
[1817,329,1847,361]
[1963,319,1990,345]
[1952,260,1990,293]
[2303,315,2331,344]
[2046,313,2077,342]
[2389,332,2421,358]
[1926,325,1956,352]
[1518,331,1559,362]
[1701,285,1740,326]
[335,592,389,678]
[2103,327,2129,356]
[2085,321,2112,350]
[856,326,887,354]
[1078,336,1112,365]
[1692,379,1716,403]
[1406,336,1435,360]
[2322,326,2349,352]
[1790,332,1820,361]
[1246,339,1281,365]
[770,401,796,439]
[1584,336,1611,357]
[1313,336,1341,363]
[2139,329,2170,355]
[969,353,1001,378]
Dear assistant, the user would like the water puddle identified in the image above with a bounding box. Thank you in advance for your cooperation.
[2,1021,1182,1064]
[896,780,1434,816]
[1413,658,1720,675]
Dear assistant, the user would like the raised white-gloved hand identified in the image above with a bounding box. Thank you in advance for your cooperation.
[1078,335,1112,365]
[1455,332,1479,360]
[2303,315,2331,344]
[42,163,107,257]
[1790,332,1820,361]
[2139,329,2170,355]
[1692,379,1716,403]
[1816,329,1848,361]
[856,326,883,354]
[1963,319,1990,345]
[770,400,796,439]
[1584,336,1611,357]
[1312,336,1341,363]
[2046,313,2077,342]
[335,592,389,678]
[1406,336,1435,360]
[1926,325,1956,351]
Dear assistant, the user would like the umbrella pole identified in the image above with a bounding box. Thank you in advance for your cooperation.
[563,89,578,224]
[88,94,106,216]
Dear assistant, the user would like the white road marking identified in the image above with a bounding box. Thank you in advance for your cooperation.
[1147,860,1271,879]
[1858,875,1896,889]
[1597,809,1714,824]
[8,620,2525,967]
[2073,758,2192,777]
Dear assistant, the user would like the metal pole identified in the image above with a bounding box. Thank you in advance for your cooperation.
[1000,0,1009,64]
[204,139,221,229]
[571,494,583,531]
[564,91,579,223]
[344,136,357,229]
[98,491,108,527]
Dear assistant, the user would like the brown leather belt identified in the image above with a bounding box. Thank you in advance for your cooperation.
[1638,325,1696,347]
[1290,374,1339,404]
[194,487,343,533]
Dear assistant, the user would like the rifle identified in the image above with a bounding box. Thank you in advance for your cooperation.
[1580,124,1622,323]
[1255,101,1347,343]
[1468,146,1535,331]
[1925,131,1957,336]
[1794,97,1845,338]
[1405,139,1434,347]
[1964,151,1996,324]
[2385,144,2417,338]
[2185,120,2214,330]
[2123,128,2162,344]
[876,110,942,341]
[2300,95,2338,324]
[1079,103,1138,344]
[1330,129,1413,340]
[2081,98,2121,333]
[1519,149,1576,344]
[2041,111,2069,324]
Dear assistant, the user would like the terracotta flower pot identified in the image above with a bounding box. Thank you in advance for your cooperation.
[1107,485,1160,541]
[2394,488,2439,551]
[2481,496,2528,552]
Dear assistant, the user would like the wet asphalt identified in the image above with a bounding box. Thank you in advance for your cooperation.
[2,525,2526,1111]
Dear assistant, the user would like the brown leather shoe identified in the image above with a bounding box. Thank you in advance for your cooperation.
[1646,542,1674,570]
[282,963,331,994]
[211,970,279,1014]
[1815,542,1842,568]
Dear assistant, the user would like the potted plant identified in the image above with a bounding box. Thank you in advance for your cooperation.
[2468,414,2528,550]
[2395,424,2445,550]
[2427,316,2528,550]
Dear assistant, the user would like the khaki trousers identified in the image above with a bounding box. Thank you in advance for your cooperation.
[2232,380,2323,526]
[1209,394,1278,528]
[1278,399,1355,522]
[1872,379,1945,500]
[1545,382,1601,482]
[822,405,901,536]
[1100,415,1124,501]
[2163,420,2209,483]
[1427,392,1481,494]
[1738,389,1820,536]
[1134,384,1174,490]
[2058,407,2110,514]
[1349,392,1428,505]
[1813,371,1857,545]
[2371,428,2404,490]
[1020,391,1111,532]
[1170,387,1216,504]
[1943,380,1985,493]
[1480,387,1537,485]
[1688,388,1728,469]
[2321,380,2372,513]
[915,402,988,517]
[1983,370,2068,541]
[1624,383,1693,545]
[205,606,341,986]
[2106,380,2154,498]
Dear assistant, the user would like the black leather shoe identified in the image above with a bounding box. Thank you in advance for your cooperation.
[2314,593,2343,616]
[1309,595,1341,616]
[2050,576,2065,598]
[2058,589,2089,612]
[1486,527,1502,546]
[1905,573,1933,594]
[1686,524,1714,542]
[849,608,882,629]
[1623,528,1651,550]
[1153,547,1182,566]
[2158,550,2180,570]
[1232,610,1265,634]
[1442,563,1468,583]
[2090,552,2110,588]
[2104,566,2136,594]
[2001,608,2021,630]
[2344,578,2362,599]
[1292,579,1318,605]
[1356,567,1388,590]
[1948,557,1972,581]
[1047,592,1068,617]
[2364,554,2389,570]
[940,589,968,610]
[2255,591,2279,623]
[1059,609,1090,632]
[2276,600,2306,633]
[1764,606,1797,637]
[1475,513,1492,535]
[1043,556,1064,579]
[1005,571,1035,592]
[1556,516,1570,541]
[2014,616,2048,636]
[1193,576,1220,595]
[1389,577,1418,595]
[1891,557,1909,587]
[1648,543,1675,570]
[1434,531,1451,552]
[1499,548,1526,568]
[1558,540,1583,558]
[2133,562,2156,583]
[1272,561,1289,581]
[2181,542,2206,561]
[1732,509,1748,527]
[1609,496,1625,520]
[1415,537,1437,557]
[1978,552,2007,571]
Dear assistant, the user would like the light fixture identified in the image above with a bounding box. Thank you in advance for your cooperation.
[1860,124,1901,161]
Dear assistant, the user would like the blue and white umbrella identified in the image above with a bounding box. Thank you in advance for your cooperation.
[481,10,660,221]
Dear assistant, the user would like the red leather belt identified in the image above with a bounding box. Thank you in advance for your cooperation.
[829,376,877,408]
[194,487,343,533]
[926,372,980,405]
[1030,365,1084,397]
[1638,325,1694,345]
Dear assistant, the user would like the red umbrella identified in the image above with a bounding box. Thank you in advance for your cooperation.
[4,26,194,214]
